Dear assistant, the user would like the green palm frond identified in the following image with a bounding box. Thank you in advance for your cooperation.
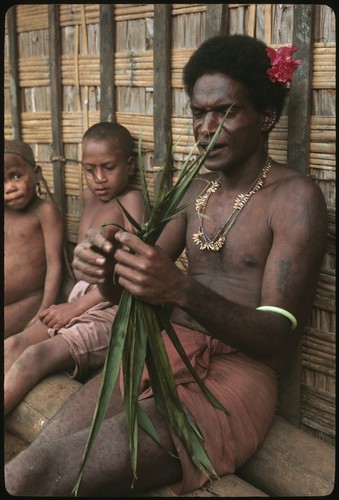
[73,114,231,496]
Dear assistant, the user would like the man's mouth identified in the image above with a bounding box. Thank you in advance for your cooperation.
[199,142,225,153]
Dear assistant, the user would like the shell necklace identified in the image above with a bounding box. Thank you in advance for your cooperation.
[192,157,272,251]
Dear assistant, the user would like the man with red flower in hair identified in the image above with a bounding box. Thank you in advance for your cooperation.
[5,34,327,497]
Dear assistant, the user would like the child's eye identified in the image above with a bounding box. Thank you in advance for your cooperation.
[13,173,22,180]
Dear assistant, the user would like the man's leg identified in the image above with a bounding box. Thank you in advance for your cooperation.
[5,379,183,496]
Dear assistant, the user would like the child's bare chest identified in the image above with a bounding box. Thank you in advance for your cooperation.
[5,211,42,247]
[78,200,123,242]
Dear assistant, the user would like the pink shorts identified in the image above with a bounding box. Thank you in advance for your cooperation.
[48,281,117,380]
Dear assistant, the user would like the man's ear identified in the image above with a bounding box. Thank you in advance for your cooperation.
[127,155,136,176]
[261,108,277,132]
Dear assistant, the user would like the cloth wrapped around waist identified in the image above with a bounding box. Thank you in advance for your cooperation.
[120,322,278,495]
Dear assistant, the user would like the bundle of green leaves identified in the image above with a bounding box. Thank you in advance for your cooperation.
[73,120,231,496]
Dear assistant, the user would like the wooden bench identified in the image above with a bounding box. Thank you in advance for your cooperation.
[5,373,335,497]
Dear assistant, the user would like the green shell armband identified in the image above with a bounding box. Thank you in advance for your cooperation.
[256,305,297,331]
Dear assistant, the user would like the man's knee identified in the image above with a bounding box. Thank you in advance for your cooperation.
[5,446,48,496]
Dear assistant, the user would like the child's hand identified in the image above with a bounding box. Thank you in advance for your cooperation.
[39,303,77,329]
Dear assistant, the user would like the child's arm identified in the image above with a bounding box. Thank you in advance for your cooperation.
[119,190,147,233]
[27,201,64,326]
[40,190,146,328]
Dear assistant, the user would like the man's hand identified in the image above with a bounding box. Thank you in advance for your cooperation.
[113,231,184,306]
[72,226,117,284]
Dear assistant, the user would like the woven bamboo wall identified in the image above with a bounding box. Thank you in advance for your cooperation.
[4,4,335,445]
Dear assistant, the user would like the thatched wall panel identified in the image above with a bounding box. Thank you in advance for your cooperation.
[59,4,99,26]
[13,5,49,32]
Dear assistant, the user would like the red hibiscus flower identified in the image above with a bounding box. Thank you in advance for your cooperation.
[266,45,302,86]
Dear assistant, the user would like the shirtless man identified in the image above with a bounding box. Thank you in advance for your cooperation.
[5,35,328,497]
[4,122,145,415]
[4,140,64,338]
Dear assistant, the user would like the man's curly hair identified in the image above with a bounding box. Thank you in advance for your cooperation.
[183,34,287,120]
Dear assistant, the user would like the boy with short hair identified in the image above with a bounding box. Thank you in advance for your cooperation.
[4,140,64,338]
[4,122,145,415]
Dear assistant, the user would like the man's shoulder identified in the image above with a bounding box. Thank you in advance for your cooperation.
[268,163,327,225]
[270,162,324,200]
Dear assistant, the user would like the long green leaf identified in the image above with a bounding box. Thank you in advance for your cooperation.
[72,291,133,495]
[136,405,179,459]
[122,302,148,481]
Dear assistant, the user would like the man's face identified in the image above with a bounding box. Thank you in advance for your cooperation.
[190,73,264,172]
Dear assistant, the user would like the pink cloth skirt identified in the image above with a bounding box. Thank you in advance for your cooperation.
[135,323,278,495]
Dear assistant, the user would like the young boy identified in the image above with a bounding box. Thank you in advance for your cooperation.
[4,122,145,416]
[4,140,64,338]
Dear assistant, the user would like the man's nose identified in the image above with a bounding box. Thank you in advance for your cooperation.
[200,112,218,135]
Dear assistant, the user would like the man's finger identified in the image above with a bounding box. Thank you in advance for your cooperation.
[115,231,152,256]
[85,228,114,254]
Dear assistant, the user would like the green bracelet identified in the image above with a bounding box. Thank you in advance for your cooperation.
[256,305,297,331]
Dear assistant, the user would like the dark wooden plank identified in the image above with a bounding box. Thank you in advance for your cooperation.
[100,4,115,122]
[5,374,82,443]
[237,415,335,497]
[48,4,66,217]
[287,4,315,174]
[279,4,315,427]
[135,474,268,497]
[153,4,172,194]
[205,4,229,39]
[6,6,21,140]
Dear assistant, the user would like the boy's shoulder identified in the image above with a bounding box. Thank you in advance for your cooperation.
[117,188,144,202]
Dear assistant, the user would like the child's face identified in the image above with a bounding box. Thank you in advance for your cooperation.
[4,153,38,210]
[82,138,134,202]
